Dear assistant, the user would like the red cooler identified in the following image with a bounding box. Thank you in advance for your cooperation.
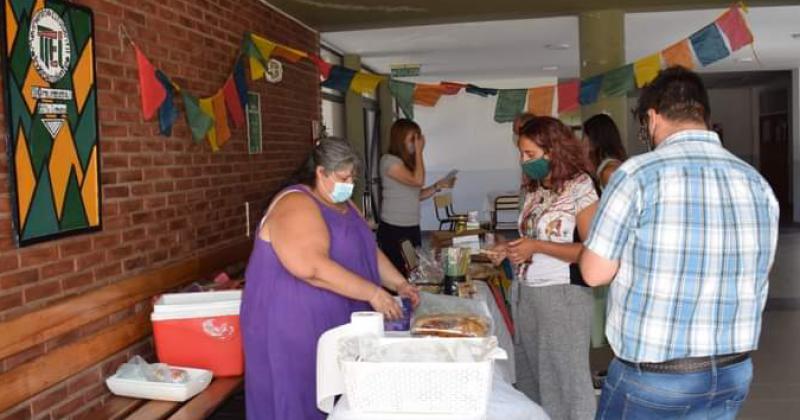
[151,290,243,376]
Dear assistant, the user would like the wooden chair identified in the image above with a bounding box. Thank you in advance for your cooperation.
[433,193,467,231]
[491,195,520,231]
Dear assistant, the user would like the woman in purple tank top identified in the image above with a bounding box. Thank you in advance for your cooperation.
[241,137,419,420]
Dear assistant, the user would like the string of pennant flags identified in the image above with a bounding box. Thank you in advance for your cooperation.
[134,3,754,151]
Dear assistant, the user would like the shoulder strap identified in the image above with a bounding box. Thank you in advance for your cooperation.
[258,187,307,231]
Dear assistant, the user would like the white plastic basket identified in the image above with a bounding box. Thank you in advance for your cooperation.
[340,337,504,415]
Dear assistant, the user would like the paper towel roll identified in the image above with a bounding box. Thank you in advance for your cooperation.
[316,312,384,413]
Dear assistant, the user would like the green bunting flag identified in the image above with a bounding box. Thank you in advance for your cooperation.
[389,79,416,119]
[602,64,635,98]
[494,89,527,123]
[182,92,214,144]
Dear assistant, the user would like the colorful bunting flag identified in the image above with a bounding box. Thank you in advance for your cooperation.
[557,80,580,113]
[527,86,555,116]
[211,91,231,147]
[580,75,603,105]
[716,6,753,52]
[249,56,266,81]
[182,92,213,144]
[321,65,357,93]
[389,79,415,119]
[233,57,249,110]
[662,40,695,70]
[494,89,527,123]
[273,44,308,63]
[350,72,385,95]
[242,36,267,81]
[439,82,466,95]
[198,97,219,152]
[155,70,178,136]
[414,84,444,107]
[634,53,662,88]
[690,24,730,67]
[223,76,245,128]
[310,54,332,80]
[602,64,635,98]
[135,46,167,121]
[466,84,498,97]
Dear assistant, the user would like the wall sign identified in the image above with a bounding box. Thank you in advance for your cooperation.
[246,92,262,154]
[2,0,101,246]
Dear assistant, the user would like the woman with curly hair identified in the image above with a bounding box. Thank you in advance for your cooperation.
[491,116,598,420]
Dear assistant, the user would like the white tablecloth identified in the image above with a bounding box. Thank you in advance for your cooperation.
[326,282,547,420]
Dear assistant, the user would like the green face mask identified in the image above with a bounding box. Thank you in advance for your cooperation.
[522,158,551,180]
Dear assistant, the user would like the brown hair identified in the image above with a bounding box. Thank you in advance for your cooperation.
[388,119,421,171]
[513,112,535,135]
[519,116,593,193]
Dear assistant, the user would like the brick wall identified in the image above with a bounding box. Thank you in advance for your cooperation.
[0,0,320,417]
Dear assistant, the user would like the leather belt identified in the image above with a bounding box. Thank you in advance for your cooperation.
[619,352,750,374]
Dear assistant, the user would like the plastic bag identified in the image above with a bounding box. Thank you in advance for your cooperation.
[411,292,493,338]
[408,247,444,286]
[115,355,189,384]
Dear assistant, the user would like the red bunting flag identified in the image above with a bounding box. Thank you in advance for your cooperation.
[439,82,466,95]
[223,76,245,128]
[414,84,445,107]
[212,91,231,147]
[309,54,332,80]
[135,46,167,120]
[716,6,753,52]
[557,80,580,113]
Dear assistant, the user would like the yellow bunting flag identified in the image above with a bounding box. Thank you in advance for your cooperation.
[249,56,266,81]
[211,91,231,147]
[662,40,695,70]
[634,53,662,88]
[527,86,555,116]
[251,34,276,60]
[198,97,219,152]
[350,73,385,95]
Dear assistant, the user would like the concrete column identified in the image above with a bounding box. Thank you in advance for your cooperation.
[579,10,629,151]
[378,79,394,155]
[343,54,366,210]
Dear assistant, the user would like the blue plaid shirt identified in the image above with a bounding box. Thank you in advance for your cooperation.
[585,130,779,363]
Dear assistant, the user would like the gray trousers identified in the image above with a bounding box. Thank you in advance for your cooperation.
[513,283,596,420]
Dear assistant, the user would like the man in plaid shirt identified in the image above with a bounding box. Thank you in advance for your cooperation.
[580,67,779,419]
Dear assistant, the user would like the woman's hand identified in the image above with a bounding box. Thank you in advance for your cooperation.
[396,282,420,307]
[368,287,403,320]
[414,134,426,153]
[507,238,539,265]
[484,243,508,266]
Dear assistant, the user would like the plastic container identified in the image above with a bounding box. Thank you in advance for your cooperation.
[151,290,243,376]
[341,337,505,415]
[106,366,213,402]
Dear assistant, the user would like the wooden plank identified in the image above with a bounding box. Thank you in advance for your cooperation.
[126,400,181,420]
[0,313,152,412]
[167,377,243,420]
[0,240,251,361]
[74,396,147,420]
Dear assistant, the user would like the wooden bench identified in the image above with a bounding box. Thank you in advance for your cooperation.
[81,376,243,420]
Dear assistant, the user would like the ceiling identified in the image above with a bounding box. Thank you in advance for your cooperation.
[270,0,796,32]
[322,6,800,82]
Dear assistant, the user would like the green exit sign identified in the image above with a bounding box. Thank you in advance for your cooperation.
[391,65,421,78]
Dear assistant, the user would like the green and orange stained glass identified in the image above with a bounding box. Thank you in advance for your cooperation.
[2,0,101,246]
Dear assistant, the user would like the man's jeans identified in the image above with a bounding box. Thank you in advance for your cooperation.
[596,357,752,419]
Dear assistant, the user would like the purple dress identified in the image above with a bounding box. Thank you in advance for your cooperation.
[241,185,379,420]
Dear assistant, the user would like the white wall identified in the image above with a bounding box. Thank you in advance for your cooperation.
[413,77,557,230]
[709,89,755,164]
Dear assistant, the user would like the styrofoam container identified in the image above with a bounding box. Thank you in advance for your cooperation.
[151,290,243,376]
[341,337,505,415]
[105,366,213,402]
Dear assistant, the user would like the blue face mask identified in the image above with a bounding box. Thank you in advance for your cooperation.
[329,181,354,203]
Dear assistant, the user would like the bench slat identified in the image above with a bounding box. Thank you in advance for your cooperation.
[75,396,147,420]
[127,400,181,420]
[167,377,243,420]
